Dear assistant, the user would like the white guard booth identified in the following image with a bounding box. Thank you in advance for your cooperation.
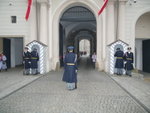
[107,40,129,75]
[26,40,48,75]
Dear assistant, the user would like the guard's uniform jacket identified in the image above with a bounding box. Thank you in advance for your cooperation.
[23,51,31,69]
[114,50,124,68]
[62,52,77,83]
[30,51,39,69]
[124,52,134,70]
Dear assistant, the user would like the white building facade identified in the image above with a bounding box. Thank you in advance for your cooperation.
[0,0,150,73]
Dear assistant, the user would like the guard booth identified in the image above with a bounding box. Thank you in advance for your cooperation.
[26,40,48,75]
[107,40,129,75]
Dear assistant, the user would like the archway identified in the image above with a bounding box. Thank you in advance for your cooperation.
[59,6,97,68]
[135,12,150,73]
[51,0,104,71]
[79,39,90,57]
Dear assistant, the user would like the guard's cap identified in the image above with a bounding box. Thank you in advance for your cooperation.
[33,48,37,51]
[24,47,28,49]
[116,48,120,50]
[127,47,131,50]
[67,46,74,50]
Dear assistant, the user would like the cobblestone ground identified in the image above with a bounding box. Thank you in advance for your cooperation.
[0,58,148,113]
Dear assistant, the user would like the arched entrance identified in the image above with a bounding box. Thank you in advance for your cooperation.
[135,12,150,73]
[59,6,96,67]
[51,0,103,71]
[79,39,91,57]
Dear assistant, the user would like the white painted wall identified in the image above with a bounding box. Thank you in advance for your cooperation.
[0,0,30,44]
[125,0,150,48]
[135,39,143,70]
[136,13,150,39]
[11,39,16,68]
[10,38,23,68]
[0,39,3,53]
[15,38,23,66]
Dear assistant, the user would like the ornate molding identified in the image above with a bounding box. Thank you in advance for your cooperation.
[37,0,49,4]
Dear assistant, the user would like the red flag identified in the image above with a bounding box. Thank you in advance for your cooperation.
[25,0,32,20]
[98,0,108,15]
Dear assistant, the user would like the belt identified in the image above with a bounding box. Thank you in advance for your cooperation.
[24,58,30,59]
[117,57,123,59]
[66,63,75,65]
[31,57,38,59]
[127,58,132,60]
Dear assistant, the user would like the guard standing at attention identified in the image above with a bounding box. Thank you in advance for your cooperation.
[114,48,124,75]
[124,47,134,77]
[31,48,39,75]
[23,47,31,75]
[62,46,78,90]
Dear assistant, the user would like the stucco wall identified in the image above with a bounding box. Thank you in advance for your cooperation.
[135,12,150,39]
[51,0,101,14]
[125,0,150,46]
[135,39,143,70]
[0,0,29,39]
[0,39,3,53]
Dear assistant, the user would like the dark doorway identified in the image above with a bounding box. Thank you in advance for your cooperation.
[59,24,64,66]
[3,38,11,68]
[143,39,150,73]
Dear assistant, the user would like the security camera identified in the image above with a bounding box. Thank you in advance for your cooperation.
[133,0,137,3]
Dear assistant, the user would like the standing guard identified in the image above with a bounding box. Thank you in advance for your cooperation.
[31,48,39,75]
[23,47,31,75]
[124,47,134,77]
[62,46,78,90]
[114,48,124,75]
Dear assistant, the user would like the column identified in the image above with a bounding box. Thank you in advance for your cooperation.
[96,15,103,71]
[118,1,126,41]
[39,2,48,45]
[106,1,115,44]
[29,0,37,42]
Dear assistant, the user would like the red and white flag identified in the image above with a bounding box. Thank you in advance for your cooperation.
[25,0,32,21]
[98,0,108,16]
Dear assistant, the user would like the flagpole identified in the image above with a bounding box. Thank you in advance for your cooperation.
[116,0,119,40]
[36,0,39,41]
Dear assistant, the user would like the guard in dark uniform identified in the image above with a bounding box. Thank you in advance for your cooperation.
[62,46,78,90]
[124,47,134,77]
[31,48,39,75]
[23,47,31,75]
[114,48,124,75]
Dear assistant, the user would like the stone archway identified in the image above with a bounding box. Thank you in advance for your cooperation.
[134,11,150,72]
[51,0,104,71]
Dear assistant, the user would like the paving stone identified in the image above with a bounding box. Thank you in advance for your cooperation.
[0,69,148,113]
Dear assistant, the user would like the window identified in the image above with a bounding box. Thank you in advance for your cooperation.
[11,16,17,23]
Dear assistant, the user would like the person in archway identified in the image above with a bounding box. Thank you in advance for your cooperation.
[124,47,134,77]
[92,52,97,69]
[31,48,39,75]
[114,48,124,75]
[1,53,7,71]
[23,47,31,75]
[0,54,2,72]
[62,46,78,90]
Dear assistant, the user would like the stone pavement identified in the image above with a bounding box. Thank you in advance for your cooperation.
[0,68,148,113]
[110,73,150,113]
[0,67,42,100]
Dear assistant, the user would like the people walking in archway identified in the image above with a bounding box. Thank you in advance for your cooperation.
[0,53,2,72]
[62,46,78,90]
[114,48,124,75]
[1,53,7,71]
[124,47,134,77]
[92,52,97,69]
